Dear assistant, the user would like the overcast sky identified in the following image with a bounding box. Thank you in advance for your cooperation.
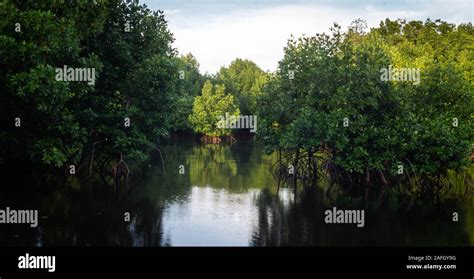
[142,0,473,74]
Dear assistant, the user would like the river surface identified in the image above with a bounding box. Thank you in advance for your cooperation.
[0,140,473,246]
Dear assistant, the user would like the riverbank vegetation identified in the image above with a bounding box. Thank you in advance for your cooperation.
[1,1,472,197]
[1,0,181,182]
[257,20,473,197]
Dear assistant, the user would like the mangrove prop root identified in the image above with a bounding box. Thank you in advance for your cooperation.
[155,147,166,174]
[112,152,130,187]
[200,135,222,144]
[271,147,457,200]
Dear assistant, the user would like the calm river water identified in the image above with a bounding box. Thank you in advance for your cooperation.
[0,140,473,246]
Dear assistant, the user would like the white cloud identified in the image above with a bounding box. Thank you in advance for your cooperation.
[165,2,473,74]
[163,9,181,16]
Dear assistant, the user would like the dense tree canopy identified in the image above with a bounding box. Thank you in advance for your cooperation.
[188,80,240,137]
[217,58,269,115]
[1,0,180,170]
[257,19,473,189]
[169,53,204,132]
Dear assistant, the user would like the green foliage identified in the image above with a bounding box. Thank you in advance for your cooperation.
[1,0,180,168]
[188,81,240,137]
[374,19,474,85]
[169,53,204,132]
[86,0,179,161]
[258,20,473,179]
[218,58,269,115]
[1,0,107,168]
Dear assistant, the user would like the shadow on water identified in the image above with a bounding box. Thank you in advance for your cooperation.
[250,186,474,246]
[0,139,472,246]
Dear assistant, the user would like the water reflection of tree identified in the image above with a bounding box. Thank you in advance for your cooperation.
[251,187,474,246]
[186,143,278,193]
[463,197,474,246]
[250,187,323,246]
[0,183,167,247]
[229,140,257,165]
[187,144,238,188]
[125,199,164,246]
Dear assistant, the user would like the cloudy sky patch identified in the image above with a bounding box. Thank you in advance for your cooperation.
[145,0,473,73]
